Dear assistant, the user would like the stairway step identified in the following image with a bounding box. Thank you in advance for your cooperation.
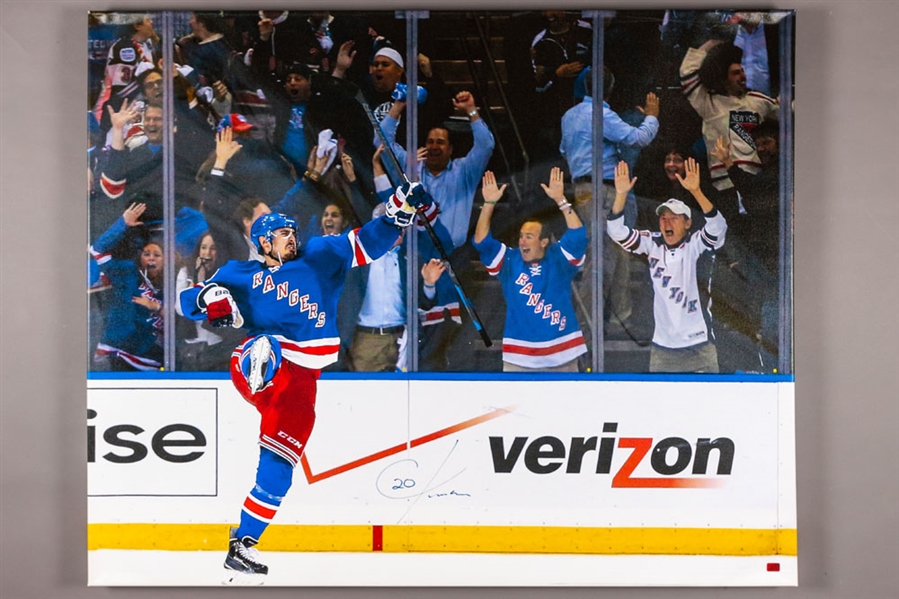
[432,59,507,83]
[425,35,505,58]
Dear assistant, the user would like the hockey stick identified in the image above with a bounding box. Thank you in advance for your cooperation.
[354,89,493,348]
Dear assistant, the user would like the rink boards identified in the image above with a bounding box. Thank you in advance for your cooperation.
[87,374,797,586]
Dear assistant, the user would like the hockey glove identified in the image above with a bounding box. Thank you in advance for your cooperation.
[415,201,439,231]
[385,192,417,228]
[395,181,435,210]
[391,83,428,105]
[198,284,244,328]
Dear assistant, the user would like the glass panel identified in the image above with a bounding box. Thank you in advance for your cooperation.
[89,11,170,372]
[406,11,599,373]
[86,10,412,373]
[172,11,412,373]
[602,9,793,374]
[87,9,793,376]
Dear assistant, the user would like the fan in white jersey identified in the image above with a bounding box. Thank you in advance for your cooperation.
[607,159,727,373]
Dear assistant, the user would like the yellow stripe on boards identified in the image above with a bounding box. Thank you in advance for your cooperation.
[87,524,372,552]
[88,523,797,556]
[384,526,797,556]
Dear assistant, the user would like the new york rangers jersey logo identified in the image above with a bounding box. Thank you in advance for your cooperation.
[515,273,567,332]
[729,110,760,148]
[251,270,327,328]
[473,228,588,368]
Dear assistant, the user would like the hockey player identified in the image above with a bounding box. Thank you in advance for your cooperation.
[179,183,431,583]
[473,168,588,372]
[607,159,727,373]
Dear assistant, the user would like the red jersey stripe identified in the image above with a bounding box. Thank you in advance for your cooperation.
[503,336,586,357]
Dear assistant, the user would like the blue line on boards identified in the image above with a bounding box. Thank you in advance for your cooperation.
[87,372,794,383]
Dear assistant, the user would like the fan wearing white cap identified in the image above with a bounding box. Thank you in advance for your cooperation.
[607,159,728,373]
[370,47,406,93]
[332,39,450,129]
[332,42,405,95]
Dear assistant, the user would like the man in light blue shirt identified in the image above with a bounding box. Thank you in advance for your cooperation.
[349,233,407,372]
[380,90,495,249]
[560,66,660,218]
[559,66,660,326]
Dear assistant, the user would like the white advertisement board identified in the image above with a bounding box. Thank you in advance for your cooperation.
[87,377,796,586]
[88,387,218,496]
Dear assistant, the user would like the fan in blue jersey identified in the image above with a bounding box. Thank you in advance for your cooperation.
[89,202,164,371]
[473,168,589,372]
[179,182,431,584]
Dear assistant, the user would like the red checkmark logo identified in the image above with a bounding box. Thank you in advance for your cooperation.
[300,405,517,484]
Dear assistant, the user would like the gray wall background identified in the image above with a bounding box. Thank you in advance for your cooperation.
[1,1,897,598]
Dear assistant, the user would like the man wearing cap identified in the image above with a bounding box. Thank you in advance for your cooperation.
[332,41,452,144]
[607,159,727,373]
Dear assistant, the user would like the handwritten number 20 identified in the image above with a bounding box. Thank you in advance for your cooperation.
[391,478,415,490]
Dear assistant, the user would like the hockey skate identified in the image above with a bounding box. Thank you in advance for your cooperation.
[239,334,282,395]
[247,335,271,394]
[223,527,268,585]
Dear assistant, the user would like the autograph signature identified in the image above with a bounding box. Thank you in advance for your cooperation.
[375,439,469,511]
[427,490,471,499]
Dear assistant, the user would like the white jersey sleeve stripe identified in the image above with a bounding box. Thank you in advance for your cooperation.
[484,244,506,275]
[347,229,374,267]
[560,245,586,267]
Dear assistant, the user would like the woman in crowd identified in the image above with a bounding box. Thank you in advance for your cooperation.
[175,231,223,346]
[89,202,165,371]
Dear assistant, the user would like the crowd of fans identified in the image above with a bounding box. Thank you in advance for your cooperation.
[87,9,791,374]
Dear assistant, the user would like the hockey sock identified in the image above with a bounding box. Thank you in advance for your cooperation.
[236,447,294,542]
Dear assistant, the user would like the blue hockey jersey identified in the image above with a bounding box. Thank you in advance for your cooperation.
[473,227,589,369]
[89,216,164,371]
[180,215,402,369]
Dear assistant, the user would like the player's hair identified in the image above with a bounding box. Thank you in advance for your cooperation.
[698,43,743,95]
